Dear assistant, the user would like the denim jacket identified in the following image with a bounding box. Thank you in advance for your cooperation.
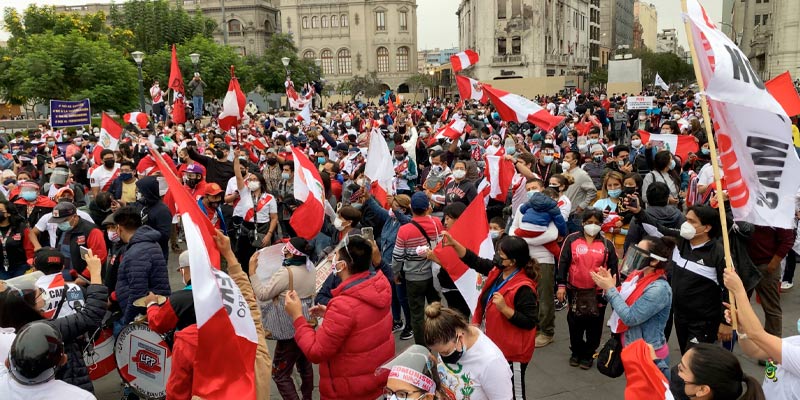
[604,278,672,350]
[364,197,411,266]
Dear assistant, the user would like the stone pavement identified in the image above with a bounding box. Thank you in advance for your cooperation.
[94,250,798,399]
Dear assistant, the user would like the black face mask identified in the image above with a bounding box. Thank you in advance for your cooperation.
[492,253,503,267]
[103,159,115,169]
[282,257,306,266]
[0,214,7,223]
[208,200,221,209]
[623,186,637,195]
[440,336,465,365]
[266,158,278,166]
[186,178,200,189]
[214,150,225,159]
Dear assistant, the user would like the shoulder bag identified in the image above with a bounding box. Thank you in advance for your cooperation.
[596,333,625,378]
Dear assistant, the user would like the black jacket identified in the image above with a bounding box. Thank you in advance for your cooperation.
[116,225,171,324]
[46,284,108,393]
[132,176,171,262]
[187,146,234,188]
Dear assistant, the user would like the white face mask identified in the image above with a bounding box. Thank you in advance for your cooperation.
[562,160,571,171]
[680,221,697,240]
[247,181,260,191]
[631,139,642,148]
[452,170,466,179]
[333,217,346,231]
[583,223,601,237]
[107,230,120,243]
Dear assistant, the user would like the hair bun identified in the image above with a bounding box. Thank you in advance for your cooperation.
[424,302,443,319]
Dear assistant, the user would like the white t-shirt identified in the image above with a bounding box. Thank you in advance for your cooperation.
[436,330,512,400]
[0,327,15,375]
[226,178,277,221]
[0,374,96,400]
[697,162,715,187]
[762,336,800,399]
[34,209,94,249]
[89,164,119,190]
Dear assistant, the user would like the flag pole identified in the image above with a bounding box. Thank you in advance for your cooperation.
[681,0,737,330]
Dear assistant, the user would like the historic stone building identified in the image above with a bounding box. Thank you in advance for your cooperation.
[457,0,591,81]
[732,0,800,80]
[279,0,419,92]
[633,1,657,51]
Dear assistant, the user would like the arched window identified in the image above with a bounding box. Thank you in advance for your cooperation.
[265,19,273,33]
[331,14,338,27]
[228,19,242,36]
[303,50,316,60]
[321,16,328,28]
[396,46,409,72]
[311,16,318,28]
[321,49,334,75]
[377,47,389,73]
[341,14,349,27]
[338,49,352,75]
[302,17,308,29]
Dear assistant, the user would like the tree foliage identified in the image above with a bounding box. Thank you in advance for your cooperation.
[346,72,386,100]
[405,73,436,93]
[245,33,322,93]
[108,0,216,54]
[634,49,694,85]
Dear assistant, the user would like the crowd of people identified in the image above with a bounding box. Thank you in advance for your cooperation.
[0,87,798,400]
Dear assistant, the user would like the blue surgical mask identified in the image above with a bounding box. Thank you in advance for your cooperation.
[317,157,326,164]
[490,230,501,239]
[505,147,516,155]
[543,155,554,164]
[701,148,710,155]
[1,149,7,154]
[588,138,598,145]
[608,188,622,198]
[281,172,290,180]
[669,159,676,170]
[351,202,363,210]
[526,190,538,200]
[57,221,73,231]
[21,191,37,202]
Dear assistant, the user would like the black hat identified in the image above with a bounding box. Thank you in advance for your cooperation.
[8,322,64,385]
[33,248,65,272]
[50,202,76,223]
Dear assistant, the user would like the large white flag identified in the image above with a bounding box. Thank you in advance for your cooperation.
[687,0,800,229]
[654,73,669,91]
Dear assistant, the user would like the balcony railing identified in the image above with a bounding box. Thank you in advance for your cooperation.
[492,54,525,66]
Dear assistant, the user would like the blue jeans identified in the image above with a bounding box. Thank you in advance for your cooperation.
[0,264,27,280]
[192,96,203,118]
[391,280,411,325]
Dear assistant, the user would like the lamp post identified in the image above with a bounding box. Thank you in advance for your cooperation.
[189,53,200,74]
[281,57,291,78]
[131,51,146,113]
[314,58,322,107]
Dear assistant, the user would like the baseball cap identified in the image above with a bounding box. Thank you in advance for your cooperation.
[265,148,277,155]
[185,164,204,175]
[393,194,411,210]
[50,202,77,223]
[393,145,406,154]
[33,248,65,272]
[178,250,190,270]
[205,182,223,196]
[410,192,429,212]
[54,187,74,199]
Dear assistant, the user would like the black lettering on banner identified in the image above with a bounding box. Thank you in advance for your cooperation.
[746,137,788,209]
[725,45,765,89]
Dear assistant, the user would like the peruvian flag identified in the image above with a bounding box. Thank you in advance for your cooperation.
[168,44,187,124]
[636,130,699,164]
[286,78,313,110]
[456,75,487,103]
[296,101,311,125]
[484,86,565,131]
[289,146,326,240]
[150,145,258,399]
[364,128,394,208]
[765,71,800,116]
[483,154,515,202]
[440,106,450,122]
[123,112,149,129]
[450,49,479,72]
[622,339,674,400]
[219,66,246,132]
[249,136,270,151]
[432,190,494,315]
[436,119,467,141]
[95,112,122,165]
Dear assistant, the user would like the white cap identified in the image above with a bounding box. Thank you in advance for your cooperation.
[178,250,190,269]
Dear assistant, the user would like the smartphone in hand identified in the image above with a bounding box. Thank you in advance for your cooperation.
[79,246,90,260]
[362,227,374,242]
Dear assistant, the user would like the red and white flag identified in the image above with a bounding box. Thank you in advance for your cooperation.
[95,112,122,165]
[123,112,149,129]
[150,146,258,400]
[687,0,800,229]
[364,128,394,208]
[432,190,494,315]
[455,75,487,103]
[168,44,187,124]
[450,49,479,72]
[286,79,313,110]
[249,136,270,151]
[622,339,674,400]
[289,146,326,240]
[218,67,246,132]
[765,71,800,117]
[296,101,311,125]
[484,86,565,131]
[636,131,699,164]
[435,119,466,141]
[482,154,515,202]
[440,106,450,123]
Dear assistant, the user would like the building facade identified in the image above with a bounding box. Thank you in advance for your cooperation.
[732,0,800,80]
[599,0,635,51]
[589,0,601,71]
[633,1,657,51]
[457,0,590,81]
[418,47,460,74]
[279,0,418,92]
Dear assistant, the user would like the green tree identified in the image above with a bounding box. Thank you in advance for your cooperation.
[243,33,321,93]
[347,72,385,101]
[634,48,694,86]
[107,0,216,54]
[589,67,608,88]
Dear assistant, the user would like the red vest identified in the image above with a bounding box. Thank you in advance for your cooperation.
[472,268,538,363]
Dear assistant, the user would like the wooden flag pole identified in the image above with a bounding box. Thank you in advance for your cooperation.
[680,0,737,330]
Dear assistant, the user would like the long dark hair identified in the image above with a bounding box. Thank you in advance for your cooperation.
[641,236,677,270]
[0,289,43,331]
[498,236,540,282]
[0,199,25,230]
[688,343,765,400]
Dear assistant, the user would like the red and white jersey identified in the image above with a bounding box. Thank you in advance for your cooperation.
[150,85,164,104]
[35,273,86,320]
[89,164,120,191]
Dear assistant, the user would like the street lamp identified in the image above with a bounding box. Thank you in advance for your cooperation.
[189,53,200,74]
[281,57,291,77]
[131,51,146,113]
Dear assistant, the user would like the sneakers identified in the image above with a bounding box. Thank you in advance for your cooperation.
[569,356,580,367]
[400,329,414,341]
[781,281,794,291]
[535,334,554,348]
[555,298,568,312]
[392,320,405,333]
[579,358,594,370]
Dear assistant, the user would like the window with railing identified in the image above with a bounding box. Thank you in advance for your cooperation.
[512,36,521,55]
[228,19,242,36]
[497,37,507,55]
[397,46,409,72]
[377,47,389,72]
[321,49,334,75]
[338,49,352,75]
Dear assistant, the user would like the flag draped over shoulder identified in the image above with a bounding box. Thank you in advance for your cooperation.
[169,44,187,124]
[686,0,800,229]
[149,146,258,400]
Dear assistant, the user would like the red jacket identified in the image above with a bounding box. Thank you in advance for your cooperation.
[473,268,537,362]
[293,270,394,400]
[166,324,198,400]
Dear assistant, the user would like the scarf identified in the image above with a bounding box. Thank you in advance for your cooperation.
[608,269,666,334]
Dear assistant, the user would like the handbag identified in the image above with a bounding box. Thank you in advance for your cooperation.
[572,288,600,318]
[596,334,625,378]
[263,266,315,340]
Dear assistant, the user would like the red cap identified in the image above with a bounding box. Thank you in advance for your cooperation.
[205,182,223,196]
